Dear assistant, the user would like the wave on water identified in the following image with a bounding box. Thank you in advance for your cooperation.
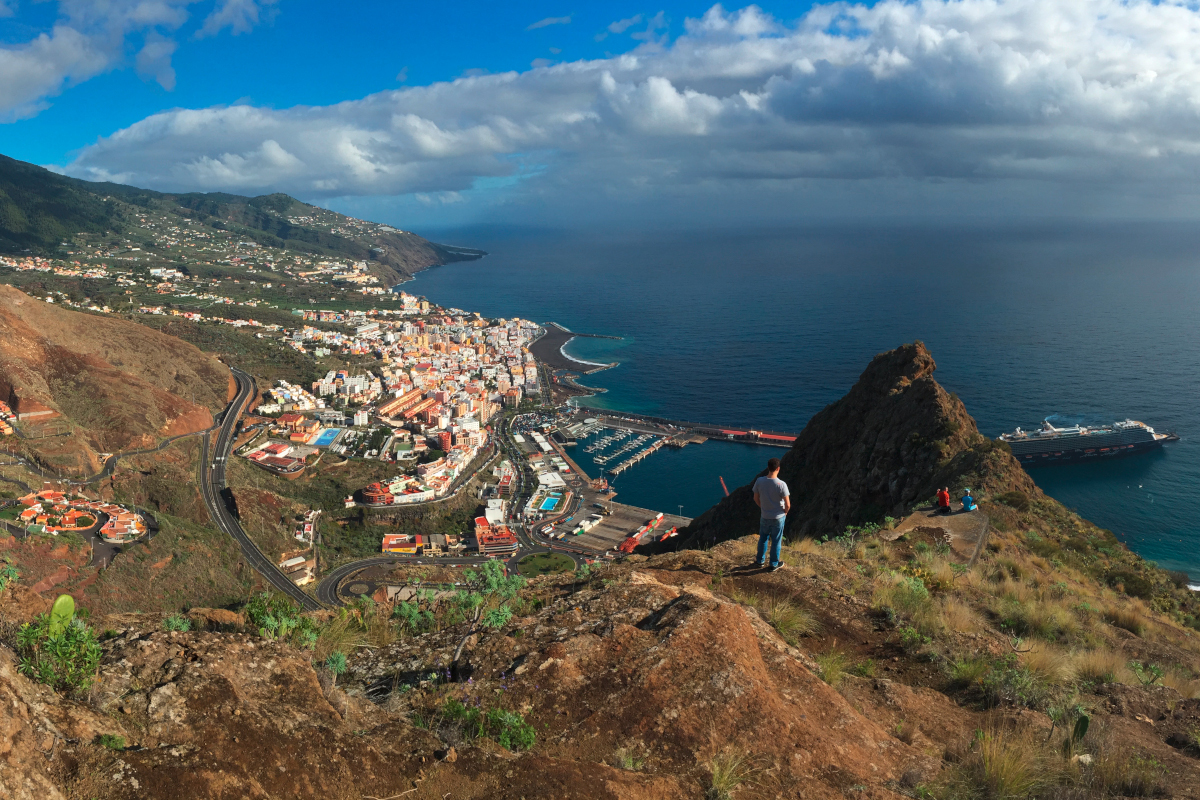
[559,343,612,368]
[1190,583,1200,592]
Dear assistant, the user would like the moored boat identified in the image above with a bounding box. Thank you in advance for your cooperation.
[998,419,1179,466]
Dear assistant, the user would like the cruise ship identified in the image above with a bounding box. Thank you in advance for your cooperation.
[998,419,1179,465]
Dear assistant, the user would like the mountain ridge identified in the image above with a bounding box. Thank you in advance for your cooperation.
[0,154,484,286]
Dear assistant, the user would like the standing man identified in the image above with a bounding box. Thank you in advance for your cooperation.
[752,457,790,571]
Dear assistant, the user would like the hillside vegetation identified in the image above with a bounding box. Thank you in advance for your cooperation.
[0,153,483,285]
[2,343,1200,799]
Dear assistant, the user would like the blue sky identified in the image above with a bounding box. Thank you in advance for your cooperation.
[0,1,818,167]
[4,1,1200,229]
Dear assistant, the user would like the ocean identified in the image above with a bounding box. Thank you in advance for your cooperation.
[407,224,1200,581]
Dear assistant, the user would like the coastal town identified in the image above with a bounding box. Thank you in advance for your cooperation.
[0,200,778,602]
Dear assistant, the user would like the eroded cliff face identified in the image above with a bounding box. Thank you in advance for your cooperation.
[668,342,1036,550]
[0,286,232,471]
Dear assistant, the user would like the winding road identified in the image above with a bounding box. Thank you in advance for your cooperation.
[0,422,216,487]
[198,366,324,611]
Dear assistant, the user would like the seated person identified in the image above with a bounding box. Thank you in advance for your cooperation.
[961,489,977,512]
[936,487,951,515]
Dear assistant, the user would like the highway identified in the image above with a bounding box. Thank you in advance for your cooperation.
[199,366,324,611]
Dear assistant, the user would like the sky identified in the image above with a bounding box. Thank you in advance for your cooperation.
[4,0,1200,229]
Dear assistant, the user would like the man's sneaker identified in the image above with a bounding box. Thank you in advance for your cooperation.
[769,563,784,572]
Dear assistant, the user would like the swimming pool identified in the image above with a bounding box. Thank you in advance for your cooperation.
[312,428,339,447]
[539,497,560,512]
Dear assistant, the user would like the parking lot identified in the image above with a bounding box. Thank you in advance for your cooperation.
[546,500,691,554]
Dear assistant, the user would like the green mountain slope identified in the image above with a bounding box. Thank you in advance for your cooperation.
[0,154,483,284]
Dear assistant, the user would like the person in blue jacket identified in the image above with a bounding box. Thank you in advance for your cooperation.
[961,489,977,512]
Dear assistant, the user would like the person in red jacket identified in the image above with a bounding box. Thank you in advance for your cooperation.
[936,487,951,515]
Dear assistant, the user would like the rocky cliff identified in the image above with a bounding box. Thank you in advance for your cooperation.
[665,342,1036,551]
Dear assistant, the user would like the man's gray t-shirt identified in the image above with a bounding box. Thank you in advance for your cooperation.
[753,476,790,520]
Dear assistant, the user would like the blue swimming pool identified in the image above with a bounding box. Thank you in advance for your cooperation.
[312,428,339,447]
[539,497,560,511]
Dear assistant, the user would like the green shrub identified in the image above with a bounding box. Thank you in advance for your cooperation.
[982,656,1054,710]
[0,560,18,591]
[438,697,536,752]
[850,658,876,678]
[997,491,1031,512]
[1128,661,1164,686]
[244,591,319,645]
[1107,570,1154,600]
[615,745,647,771]
[947,657,991,689]
[17,597,101,692]
[163,613,192,632]
[325,651,347,686]
[97,733,126,751]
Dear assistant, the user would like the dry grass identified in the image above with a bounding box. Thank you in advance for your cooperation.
[942,722,1167,799]
[995,597,1080,642]
[929,559,959,591]
[1160,668,1200,699]
[365,608,398,648]
[705,748,760,800]
[1021,642,1075,685]
[873,573,933,617]
[1072,648,1131,685]
[949,725,1051,799]
[1104,604,1146,637]
[941,597,985,634]
[1085,736,1168,797]
[996,577,1035,603]
[727,586,763,607]
[947,656,991,689]
[314,611,368,663]
[792,537,824,556]
[814,649,850,689]
[762,595,822,644]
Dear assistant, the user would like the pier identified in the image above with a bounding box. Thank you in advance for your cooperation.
[564,408,799,448]
[607,437,667,476]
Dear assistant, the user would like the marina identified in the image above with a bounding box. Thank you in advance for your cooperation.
[607,438,668,476]
[593,433,656,465]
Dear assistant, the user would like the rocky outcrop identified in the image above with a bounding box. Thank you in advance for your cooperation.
[0,646,125,800]
[666,342,1035,550]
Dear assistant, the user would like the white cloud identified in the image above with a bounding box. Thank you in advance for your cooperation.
[136,32,178,90]
[608,14,643,34]
[62,1,1200,220]
[0,27,110,120]
[197,0,277,38]
[596,13,642,41]
[527,15,571,31]
[0,0,276,117]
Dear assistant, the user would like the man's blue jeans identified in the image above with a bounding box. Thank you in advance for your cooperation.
[756,516,785,567]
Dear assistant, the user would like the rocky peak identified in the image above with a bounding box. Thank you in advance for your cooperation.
[665,342,1035,550]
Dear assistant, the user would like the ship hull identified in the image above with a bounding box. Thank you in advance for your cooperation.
[1011,436,1174,467]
